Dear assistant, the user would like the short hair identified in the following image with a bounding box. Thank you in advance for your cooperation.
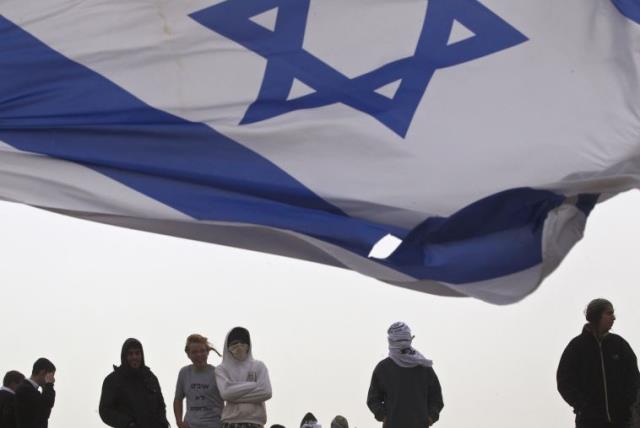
[184,334,220,356]
[32,358,56,375]
[585,298,613,324]
[3,371,25,387]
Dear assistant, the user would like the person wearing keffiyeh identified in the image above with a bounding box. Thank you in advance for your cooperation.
[367,322,443,428]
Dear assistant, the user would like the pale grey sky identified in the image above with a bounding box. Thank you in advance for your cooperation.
[1,190,639,428]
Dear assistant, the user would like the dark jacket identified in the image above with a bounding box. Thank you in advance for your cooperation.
[14,381,55,428]
[367,357,443,428]
[99,339,169,428]
[557,325,640,425]
[0,389,17,428]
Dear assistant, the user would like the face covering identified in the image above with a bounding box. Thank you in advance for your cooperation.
[387,322,433,368]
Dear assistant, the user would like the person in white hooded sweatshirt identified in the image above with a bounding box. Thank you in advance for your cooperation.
[216,327,272,428]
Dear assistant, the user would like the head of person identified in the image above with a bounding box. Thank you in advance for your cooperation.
[331,416,348,428]
[300,412,318,428]
[3,370,25,391]
[227,327,251,362]
[585,298,615,334]
[270,425,286,428]
[387,321,414,349]
[121,338,145,370]
[185,334,220,369]
[31,358,55,386]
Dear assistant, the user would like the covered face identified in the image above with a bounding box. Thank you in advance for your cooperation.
[226,327,251,362]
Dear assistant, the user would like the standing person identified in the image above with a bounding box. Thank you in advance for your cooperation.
[174,334,224,428]
[557,298,640,428]
[216,327,272,428]
[99,338,170,428]
[14,358,56,428]
[367,322,443,428]
[0,371,25,428]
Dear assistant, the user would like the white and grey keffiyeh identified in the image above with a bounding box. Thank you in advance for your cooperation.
[388,322,433,368]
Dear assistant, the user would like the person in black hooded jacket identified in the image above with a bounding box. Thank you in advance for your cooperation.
[557,299,640,428]
[99,338,170,428]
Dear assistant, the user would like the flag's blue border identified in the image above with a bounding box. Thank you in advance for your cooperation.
[612,0,640,24]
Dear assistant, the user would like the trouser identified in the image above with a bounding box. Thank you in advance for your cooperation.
[576,422,630,428]
[221,423,262,428]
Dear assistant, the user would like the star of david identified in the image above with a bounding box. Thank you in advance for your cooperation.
[191,0,527,138]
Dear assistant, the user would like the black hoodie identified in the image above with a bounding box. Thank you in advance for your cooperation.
[99,339,169,428]
[557,325,640,425]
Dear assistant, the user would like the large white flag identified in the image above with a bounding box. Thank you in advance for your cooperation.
[1,0,639,303]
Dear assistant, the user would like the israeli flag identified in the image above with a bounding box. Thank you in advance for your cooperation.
[1,0,639,304]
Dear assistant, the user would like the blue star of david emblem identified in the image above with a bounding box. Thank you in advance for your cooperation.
[191,0,527,138]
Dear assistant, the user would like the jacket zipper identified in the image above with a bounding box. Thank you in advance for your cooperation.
[597,340,612,423]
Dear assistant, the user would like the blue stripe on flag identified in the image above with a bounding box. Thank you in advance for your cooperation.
[387,188,564,283]
[611,0,640,24]
[0,16,580,284]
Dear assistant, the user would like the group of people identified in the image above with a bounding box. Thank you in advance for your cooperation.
[0,358,56,428]
[0,298,638,428]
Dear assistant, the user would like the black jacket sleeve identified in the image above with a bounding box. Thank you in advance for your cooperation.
[41,384,55,422]
[621,338,640,407]
[557,339,585,410]
[427,368,444,423]
[366,365,386,422]
[99,375,133,428]
[1,396,17,428]
[151,374,170,428]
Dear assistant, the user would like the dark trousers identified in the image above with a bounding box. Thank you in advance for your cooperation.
[577,422,629,428]
[221,423,261,428]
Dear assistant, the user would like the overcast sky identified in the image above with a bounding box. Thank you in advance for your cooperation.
[1,189,639,428]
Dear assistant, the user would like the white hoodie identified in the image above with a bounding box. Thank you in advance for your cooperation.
[216,327,272,425]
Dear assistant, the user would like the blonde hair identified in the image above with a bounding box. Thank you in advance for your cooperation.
[184,334,221,357]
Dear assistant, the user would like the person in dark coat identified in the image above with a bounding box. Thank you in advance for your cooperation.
[99,338,170,428]
[557,298,640,428]
[0,370,25,428]
[14,358,56,428]
[367,322,443,428]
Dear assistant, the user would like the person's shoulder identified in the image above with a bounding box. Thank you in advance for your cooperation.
[375,357,394,370]
[252,359,269,371]
[178,365,192,375]
[145,367,160,381]
[565,332,589,347]
[15,381,35,397]
[607,332,633,348]
[103,366,125,384]
[608,332,627,342]
[424,365,439,377]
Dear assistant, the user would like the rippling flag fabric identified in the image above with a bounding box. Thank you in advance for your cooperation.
[1,0,639,303]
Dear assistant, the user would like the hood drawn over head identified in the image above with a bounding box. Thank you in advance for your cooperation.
[300,412,318,427]
[120,337,145,368]
[223,327,253,359]
[220,327,255,376]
